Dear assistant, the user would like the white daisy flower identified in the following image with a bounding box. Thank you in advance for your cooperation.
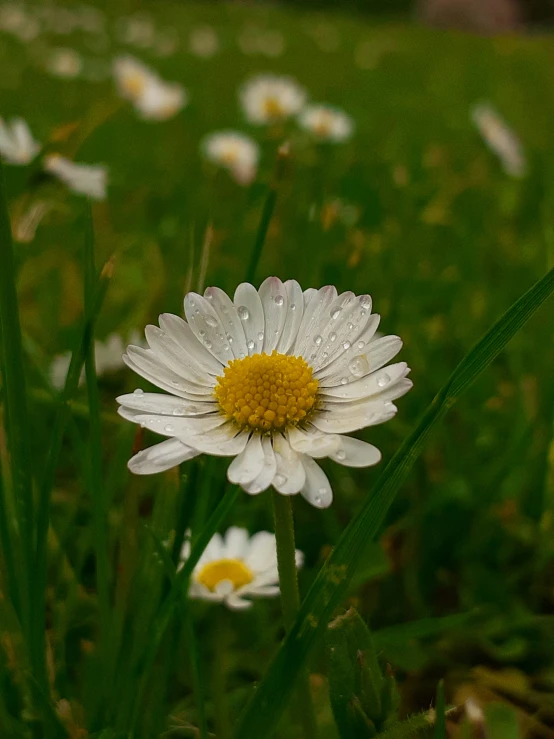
[46,48,83,79]
[117,278,412,509]
[0,118,41,165]
[113,55,187,122]
[299,104,354,143]
[240,74,307,125]
[181,526,303,610]
[189,25,219,58]
[43,154,107,200]
[202,131,260,186]
[471,102,526,178]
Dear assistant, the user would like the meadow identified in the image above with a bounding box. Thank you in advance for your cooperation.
[0,1,554,737]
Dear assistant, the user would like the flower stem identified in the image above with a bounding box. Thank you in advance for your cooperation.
[272,491,318,739]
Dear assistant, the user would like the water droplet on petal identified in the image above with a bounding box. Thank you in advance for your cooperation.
[172,408,182,415]
[330,308,342,320]
[204,339,212,349]
[223,344,230,351]
[314,335,322,346]
[329,332,337,342]
[360,295,371,310]
[274,295,284,306]
[198,329,206,337]
[377,373,391,388]
[238,306,249,320]
[357,340,365,350]
[205,316,218,328]
[164,424,174,433]
[348,355,370,378]
[246,339,255,350]
[347,322,354,331]
[274,474,286,486]
[291,303,296,311]
[257,331,264,341]
[342,341,351,350]
[133,388,144,395]
[340,377,348,385]
[140,422,146,428]
[336,450,346,461]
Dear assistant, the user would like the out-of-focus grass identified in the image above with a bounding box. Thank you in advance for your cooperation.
[0,2,554,737]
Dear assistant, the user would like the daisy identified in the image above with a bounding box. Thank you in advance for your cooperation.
[0,118,41,165]
[43,154,107,200]
[181,527,303,610]
[202,131,260,186]
[240,74,307,125]
[117,278,412,509]
[112,55,187,121]
[471,102,526,178]
[46,48,83,79]
[299,104,354,143]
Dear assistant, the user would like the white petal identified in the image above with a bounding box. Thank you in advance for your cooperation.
[287,426,340,458]
[247,566,280,587]
[194,533,224,565]
[311,402,397,434]
[242,434,276,494]
[188,582,224,601]
[244,585,280,597]
[320,362,410,400]
[302,291,357,368]
[222,527,250,559]
[300,456,333,509]
[233,282,265,355]
[158,313,223,375]
[272,433,306,494]
[127,438,200,475]
[227,433,264,485]
[118,407,226,438]
[329,436,382,467]
[117,392,217,417]
[244,531,277,570]
[204,286,248,359]
[303,288,317,308]
[292,285,337,360]
[214,579,234,597]
[184,293,234,365]
[276,279,304,354]
[258,277,288,354]
[144,324,216,388]
[225,593,252,610]
[187,424,250,456]
[317,333,402,385]
[123,347,214,401]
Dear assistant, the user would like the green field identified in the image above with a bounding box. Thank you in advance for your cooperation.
[1,2,554,737]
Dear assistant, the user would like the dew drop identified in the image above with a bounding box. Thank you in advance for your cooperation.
[274,295,284,306]
[330,307,342,320]
[321,351,329,360]
[133,388,144,395]
[140,422,146,428]
[198,329,206,337]
[238,306,250,320]
[205,316,218,327]
[204,339,212,349]
[274,474,287,486]
[329,332,337,342]
[348,355,370,378]
[257,331,264,341]
[223,344,230,351]
[239,352,246,359]
[360,295,371,310]
[246,339,255,350]
[291,303,296,311]
[357,340,365,350]
[342,341,351,350]
[226,335,233,344]
[314,334,323,346]
[336,450,346,461]
[194,309,200,315]
[377,373,391,387]
[347,322,354,331]
[164,424,174,433]
[340,377,348,385]
[172,408,183,415]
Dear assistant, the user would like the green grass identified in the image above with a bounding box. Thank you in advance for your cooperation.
[0,2,554,738]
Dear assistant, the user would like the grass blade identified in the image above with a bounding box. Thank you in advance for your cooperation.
[434,681,446,739]
[233,266,554,738]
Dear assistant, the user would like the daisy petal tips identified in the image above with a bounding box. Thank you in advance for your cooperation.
[117,278,413,509]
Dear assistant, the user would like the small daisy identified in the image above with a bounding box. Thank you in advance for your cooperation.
[202,131,260,186]
[299,104,354,143]
[181,527,303,610]
[240,74,307,125]
[47,48,83,79]
[44,154,107,200]
[0,118,41,165]
[117,278,412,509]
[189,25,219,58]
[471,102,526,177]
[113,55,187,121]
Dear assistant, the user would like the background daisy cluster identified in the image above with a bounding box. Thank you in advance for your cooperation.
[0,1,553,738]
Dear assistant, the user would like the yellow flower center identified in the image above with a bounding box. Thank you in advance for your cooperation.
[122,73,146,98]
[262,96,285,119]
[214,351,318,431]
[196,558,253,592]
[220,145,240,165]
[314,117,332,137]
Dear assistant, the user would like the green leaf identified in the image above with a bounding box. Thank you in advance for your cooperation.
[484,703,519,739]
[233,266,554,739]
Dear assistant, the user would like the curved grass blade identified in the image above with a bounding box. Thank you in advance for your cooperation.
[233,266,554,739]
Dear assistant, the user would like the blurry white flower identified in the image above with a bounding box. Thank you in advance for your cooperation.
[117,278,412,508]
[181,527,303,610]
[471,103,526,178]
[115,13,156,49]
[189,25,219,58]
[202,131,259,185]
[47,48,83,79]
[299,104,354,142]
[0,118,41,165]
[240,74,306,125]
[50,331,144,390]
[113,55,187,121]
[0,4,40,40]
[44,155,107,200]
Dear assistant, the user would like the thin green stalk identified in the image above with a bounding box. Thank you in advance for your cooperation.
[0,161,33,642]
[31,253,114,701]
[272,492,318,739]
[185,611,209,739]
[83,208,111,705]
[212,611,231,739]
[246,142,290,283]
